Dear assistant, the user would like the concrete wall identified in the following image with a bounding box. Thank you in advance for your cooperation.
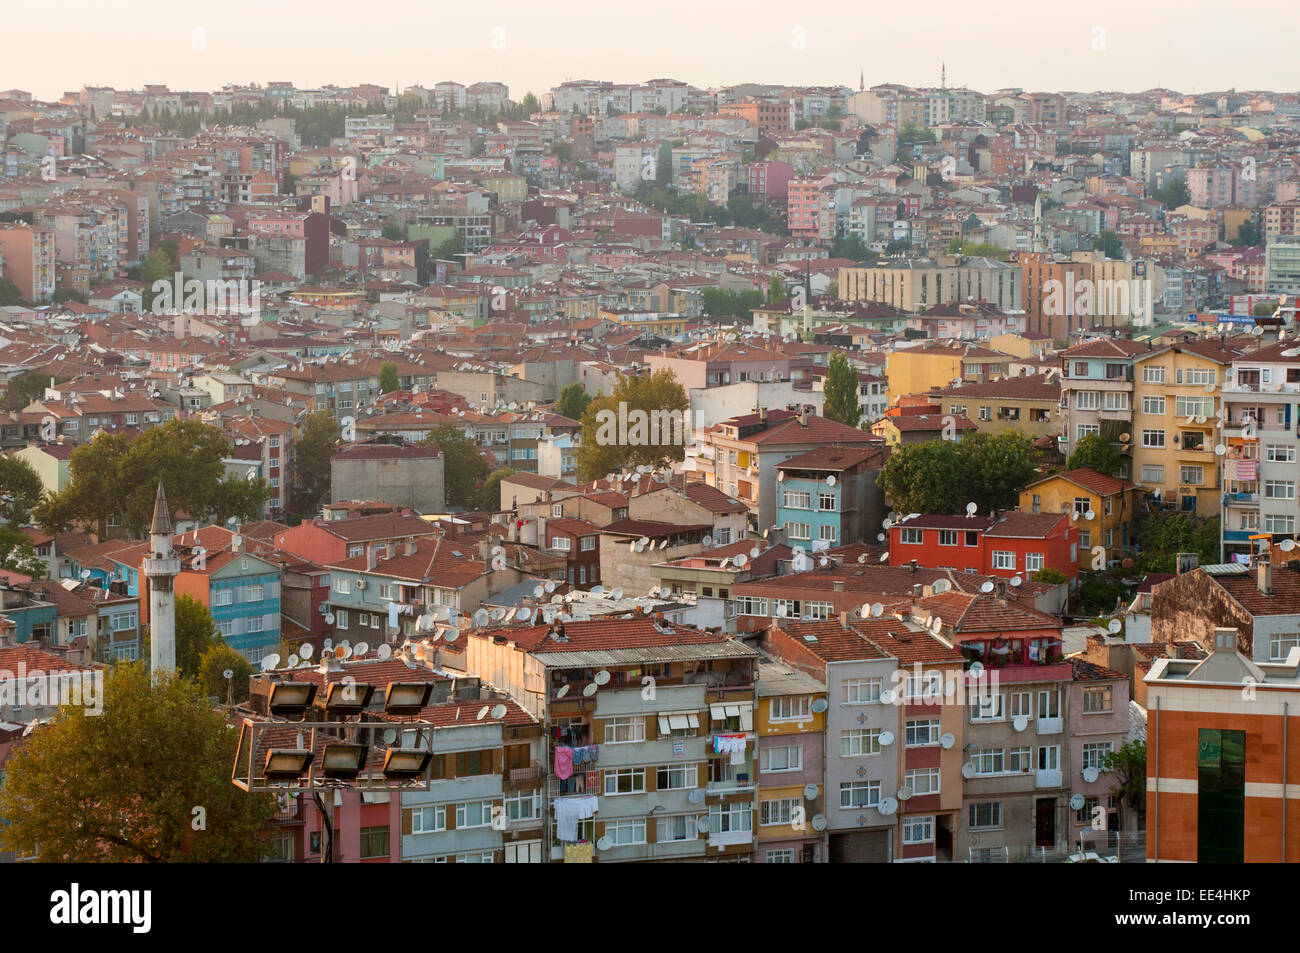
[332,454,445,513]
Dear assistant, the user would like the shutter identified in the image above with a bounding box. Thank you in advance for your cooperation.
[401,809,412,835]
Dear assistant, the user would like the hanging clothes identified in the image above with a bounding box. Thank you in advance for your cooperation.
[555,795,599,842]
[585,744,599,763]
[1238,459,1257,481]
[554,746,574,781]
[572,746,585,767]
[585,770,599,792]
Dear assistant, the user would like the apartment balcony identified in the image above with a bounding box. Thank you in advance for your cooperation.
[707,829,754,849]
[1097,408,1132,421]
[1224,492,1260,508]
[1223,381,1300,395]
[1034,769,1062,789]
[504,761,542,791]
[1037,716,1063,735]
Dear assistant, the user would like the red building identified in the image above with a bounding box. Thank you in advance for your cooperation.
[889,511,1078,584]
[540,517,602,587]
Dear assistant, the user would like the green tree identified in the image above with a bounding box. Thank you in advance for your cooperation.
[0,662,276,862]
[1033,567,1069,585]
[291,410,340,516]
[51,288,88,304]
[576,369,690,481]
[0,454,46,524]
[767,276,786,303]
[478,467,515,512]
[5,369,62,411]
[174,594,219,679]
[831,235,877,264]
[822,353,862,428]
[381,222,405,242]
[1230,219,1261,247]
[1151,178,1190,209]
[1134,513,1220,573]
[655,142,672,188]
[199,634,255,702]
[556,382,592,421]
[1098,229,1124,259]
[1066,433,1125,477]
[282,170,299,195]
[0,524,46,577]
[956,431,1042,514]
[0,278,26,307]
[422,424,488,509]
[138,247,175,287]
[431,233,464,261]
[700,288,765,319]
[877,430,1040,516]
[379,361,400,394]
[876,440,964,515]
[1102,739,1147,827]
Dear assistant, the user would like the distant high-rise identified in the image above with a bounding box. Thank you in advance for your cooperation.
[144,481,180,679]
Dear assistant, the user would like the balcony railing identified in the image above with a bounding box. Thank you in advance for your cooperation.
[1224,492,1260,507]
[707,828,754,848]
[1034,768,1062,789]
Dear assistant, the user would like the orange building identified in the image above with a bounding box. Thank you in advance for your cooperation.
[1144,626,1300,862]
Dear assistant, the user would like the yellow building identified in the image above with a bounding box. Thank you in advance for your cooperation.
[1130,341,1239,517]
[988,331,1052,360]
[599,309,686,337]
[754,656,827,864]
[928,372,1062,440]
[1019,468,1142,571]
[884,343,1011,405]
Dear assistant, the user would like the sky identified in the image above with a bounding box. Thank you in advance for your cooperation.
[6,0,1299,102]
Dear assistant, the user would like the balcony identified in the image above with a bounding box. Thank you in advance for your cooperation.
[1037,716,1063,735]
[504,762,542,791]
[1035,769,1062,789]
[707,828,753,849]
[1224,492,1260,508]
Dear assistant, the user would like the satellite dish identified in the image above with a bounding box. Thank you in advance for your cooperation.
[1013,714,1029,732]
[376,644,392,660]
[750,547,760,558]
[826,474,837,487]
[962,763,977,779]
[592,585,605,595]
[658,538,669,549]
[871,602,884,618]
[582,683,598,696]
[474,608,490,627]
[966,501,977,515]
[286,653,299,667]
[968,661,985,680]
[516,607,533,622]
[533,584,545,598]
[1070,794,1086,811]
[896,785,913,801]
[879,797,898,816]
[300,643,314,659]
[476,705,490,720]
[490,607,506,621]
[491,703,507,719]
[1071,510,1078,521]
[733,553,748,568]
[930,616,943,634]
[260,653,280,671]
[382,728,398,745]
[634,541,647,553]
[882,518,892,530]
[701,535,713,548]
[777,470,786,482]
[810,814,828,832]
[1214,444,1226,456]
[1084,509,1095,521]
[1083,766,1100,784]
[222,668,234,680]
[1010,575,1022,588]
[940,732,955,749]
[980,581,995,594]
[594,670,611,685]
[1280,539,1297,552]
[1108,619,1122,634]
[860,603,873,619]
[556,684,570,698]
[354,641,369,656]
[803,782,819,800]
[695,815,711,832]
[444,627,459,643]
[818,556,830,568]
[810,698,828,713]
[687,788,706,804]
[610,587,623,600]
[80,569,91,580]
[879,730,895,746]
[879,552,889,563]
[878,689,895,705]
[323,639,333,651]
[337,644,349,659]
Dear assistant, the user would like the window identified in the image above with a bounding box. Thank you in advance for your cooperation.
[1104,392,1129,411]
[1025,553,1044,573]
[1266,445,1296,463]
[992,551,1015,570]
[786,522,811,540]
[738,596,768,616]
[335,609,349,629]
[658,814,700,843]
[905,719,940,747]
[1038,745,1060,771]
[1075,391,1100,410]
[1009,691,1031,718]
[580,536,596,551]
[1264,480,1296,500]
[1270,634,1300,661]
[456,750,488,776]
[840,781,881,809]
[1141,464,1165,483]
[819,492,837,511]
[708,801,752,834]
[1141,429,1165,448]
[842,678,882,704]
[504,840,542,863]
[766,848,794,863]
[1180,466,1204,486]
[971,748,1005,775]
[1082,742,1113,771]
[503,791,541,822]
[969,802,1003,830]
[604,768,646,795]
[1142,395,1166,415]
[1184,367,1215,386]
[760,798,799,826]
[552,503,564,517]
[1079,530,1091,550]
[411,806,446,833]
[1266,515,1297,534]
[979,406,991,421]
[1038,690,1061,719]
[212,589,234,607]
[605,819,646,846]
[359,826,389,859]
[970,692,1004,721]
[656,764,698,790]
[938,530,959,546]
[1083,686,1113,713]
[1175,396,1214,418]
[782,490,811,509]
[774,599,801,619]
[110,611,138,631]
[332,576,351,594]
[1142,365,1165,383]
[1008,746,1032,771]
[456,800,494,828]
[818,524,838,543]
[905,768,940,796]
[604,717,645,744]
[762,745,803,772]
[770,696,811,721]
[841,729,881,757]
[1076,424,1099,441]
[900,528,923,545]
[902,815,934,844]
[550,536,571,552]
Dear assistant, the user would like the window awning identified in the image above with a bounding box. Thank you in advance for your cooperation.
[739,707,754,731]
[669,714,689,731]
[658,715,672,735]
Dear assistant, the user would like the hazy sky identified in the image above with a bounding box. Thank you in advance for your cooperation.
[7,0,1298,102]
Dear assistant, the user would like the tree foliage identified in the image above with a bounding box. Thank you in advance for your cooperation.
[556,382,592,422]
[700,288,764,319]
[0,454,46,524]
[1134,513,1220,573]
[291,410,340,516]
[877,431,1041,515]
[198,641,254,704]
[378,361,399,394]
[5,369,62,411]
[1102,739,1147,823]
[822,353,861,428]
[1066,433,1125,477]
[576,369,690,481]
[422,424,489,510]
[0,662,276,862]
[0,524,46,577]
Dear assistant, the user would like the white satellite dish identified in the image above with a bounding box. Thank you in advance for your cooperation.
[980,581,994,594]
[879,797,898,816]
[286,653,299,668]
[222,668,234,680]
[323,639,333,651]
[826,474,837,487]
[879,552,889,563]
[516,607,533,622]
[733,553,748,568]
[1070,794,1086,811]
[966,502,977,515]
[80,569,91,580]
[474,608,490,626]
[260,653,280,671]
[961,763,977,779]
[490,607,506,621]
[444,627,459,643]
[594,670,611,686]
[811,814,828,832]
[882,518,892,530]
[476,705,490,721]
[556,684,570,698]
[1108,619,1122,634]
[595,835,613,853]
[1083,766,1100,784]
[871,602,884,617]
[1214,444,1226,456]
[376,644,392,660]
[534,584,545,598]
[1013,714,1029,732]
[896,785,913,801]
[300,643,314,659]
[491,704,507,719]
[610,587,624,600]
[968,661,985,680]
[634,540,647,553]
[1071,510,1078,521]
[879,730,895,747]
[354,641,369,657]
[940,732,955,749]
[803,782,819,800]
[810,698,828,714]
[933,579,951,594]
[701,535,713,548]
[658,538,669,549]
[592,585,605,595]
[930,616,943,634]
[750,547,760,558]
[695,815,711,833]
[1010,575,1022,588]
[777,471,786,482]
[582,683,598,697]
[878,689,895,705]
[1280,539,1297,552]
[1084,509,1095,521]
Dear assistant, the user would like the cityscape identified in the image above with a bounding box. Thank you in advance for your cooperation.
[0,10,1293,910]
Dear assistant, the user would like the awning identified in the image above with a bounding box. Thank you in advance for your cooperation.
[709,703,727,720]
[739,707,754,732]
[658,715,672,735]
[669,715,689,731]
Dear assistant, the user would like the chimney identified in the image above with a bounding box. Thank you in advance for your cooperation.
[1256,552,1273,596]
[760,406,767,423]
[839,610,851,628]
[994,578,1008,599]
[366,543,379,570]
[911,582,923,601]
[405,537,418,556]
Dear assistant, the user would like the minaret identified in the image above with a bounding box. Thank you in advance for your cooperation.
[144,481,180,679]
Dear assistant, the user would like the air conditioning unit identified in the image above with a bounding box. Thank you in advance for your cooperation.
[355,579,367,589]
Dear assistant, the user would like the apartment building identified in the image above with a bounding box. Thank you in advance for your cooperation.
[1059,337,1148,473]
[1019,469,1142,573]
[890,512,1079,585]
[465,617,762,862]
[1144,626,1300,862]
[839,258,1022,314]
[1065,658,1133,845]
[0,222,56,303]
[774,445,888,549]
[1131,339,1241,517]
[929,372,1061,440]
[1220,342,1300,560]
